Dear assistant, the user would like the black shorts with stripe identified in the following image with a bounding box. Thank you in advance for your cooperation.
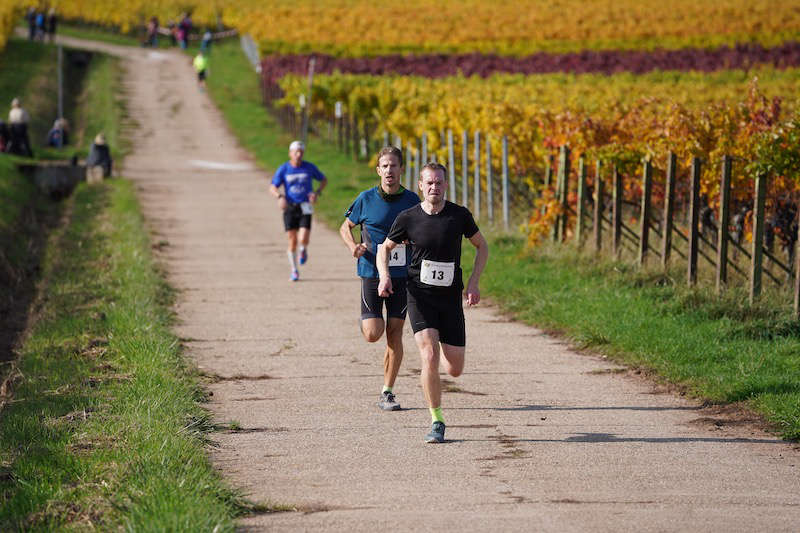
[406,284,465,347]
[361,277,408,321]
[283,203,312,231]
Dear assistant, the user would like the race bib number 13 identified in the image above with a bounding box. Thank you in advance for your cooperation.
[420,259,455,287]
[379,243,406,267]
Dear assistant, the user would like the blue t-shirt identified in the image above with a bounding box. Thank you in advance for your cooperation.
[271,161,325,204]
[345,186,420,278]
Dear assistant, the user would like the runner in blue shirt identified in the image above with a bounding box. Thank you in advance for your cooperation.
[270,140,327,281]
[340,146,420,411]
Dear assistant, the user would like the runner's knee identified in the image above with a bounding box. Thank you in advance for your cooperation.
[361,319,384,342]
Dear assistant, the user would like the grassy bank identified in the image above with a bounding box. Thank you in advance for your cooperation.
[0,181,241,530]
[205,39,800,441]
[1,35,245,528]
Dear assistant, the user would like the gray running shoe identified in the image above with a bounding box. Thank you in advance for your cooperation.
[424,421,446,443]
[378,391,401,411]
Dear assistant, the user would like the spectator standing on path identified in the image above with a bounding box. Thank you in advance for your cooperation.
[86,133,113,180]
[269,141,327,282]
[46,118,69,147]
[178,13,192,49]
[7,98,32,157]
[0,120,9,152]
[193,50,208,90]
[46,8,58,43]
[378,162,488,443]
[26,7,36,41]
[340,146,420,411]
[34,10,45,41]
[145,16,159,47]
[200,29,212,54]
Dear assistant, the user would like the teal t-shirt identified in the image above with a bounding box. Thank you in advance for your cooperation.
[345,186,420,278]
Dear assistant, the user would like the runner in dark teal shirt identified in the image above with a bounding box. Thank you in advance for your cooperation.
[340,146,419,411]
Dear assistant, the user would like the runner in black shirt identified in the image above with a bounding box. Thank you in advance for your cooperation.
[378,162,489,443]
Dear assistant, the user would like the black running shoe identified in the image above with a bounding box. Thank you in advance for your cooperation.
[377,391,401,411]
[424,421,446,443]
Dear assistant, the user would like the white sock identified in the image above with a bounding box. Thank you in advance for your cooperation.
[299,245,306,255]
[287,250,298,271]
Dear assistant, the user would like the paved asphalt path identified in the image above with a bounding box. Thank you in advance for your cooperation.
[56,35,800,532]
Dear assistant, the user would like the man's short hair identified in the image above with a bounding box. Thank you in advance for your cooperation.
[289,140,305,151]
[420,162,447,179]
[376,146,403,167]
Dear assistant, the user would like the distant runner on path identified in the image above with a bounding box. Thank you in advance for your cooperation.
[378,162,488,443]
[339,146,420,411]
[269,141,327,281]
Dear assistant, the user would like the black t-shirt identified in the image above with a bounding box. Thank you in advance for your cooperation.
[386,201,479,293]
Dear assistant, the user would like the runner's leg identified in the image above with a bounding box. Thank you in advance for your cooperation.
[361,318,384,342]
[415,328,442,409]
[440,344,465,377]
[384,317,404,388]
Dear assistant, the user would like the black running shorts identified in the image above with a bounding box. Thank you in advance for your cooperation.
[283,203,312,231]
[406,285,465,347]
[361,277,408,320]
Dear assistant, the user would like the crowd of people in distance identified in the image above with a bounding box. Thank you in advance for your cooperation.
[143,12,213,53]
[25,7,58,43]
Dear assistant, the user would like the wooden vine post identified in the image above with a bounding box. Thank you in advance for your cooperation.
[749,172,767,303]
[687,157,701,286]
[576,156,587,248]
[593,160,603,253]
[638,159,653,266]
[612,165,622,257]
[716,155,732,294]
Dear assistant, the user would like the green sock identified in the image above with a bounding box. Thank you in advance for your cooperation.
[382,385,393,394]
[430,407,445,424]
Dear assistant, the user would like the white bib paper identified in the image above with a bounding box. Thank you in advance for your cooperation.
[300,201,314,215]
[420,259,455,287]
[378,243,406,267]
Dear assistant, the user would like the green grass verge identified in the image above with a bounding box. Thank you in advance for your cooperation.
[205,39,800,441]
[0,180,243,530]
[1,34,247,529]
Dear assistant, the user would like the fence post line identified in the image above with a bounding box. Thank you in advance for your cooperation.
[336,103,343,152]
[794,219,800,317]
[474,131,481,220]
[352,116,360,160]
[687,157,702,286]
[552,150,563,242]
[502,136,509,231]
[362,120,370,158]
[593,160,603,252]
[486,136,493,223]
[638,159,653,266]
[383,131,389,147]
[612,165,622,256]
[716,155,732,294]
[405,142,412,189]
[461,131,469,207]
[421,133,428,163]
[662,152,677,268]
[542,155,553,216]
[749,172,767,303]
[558,145,571,242]
[414,140,422,195]
[447,130,456,201]
[576,157,587,248]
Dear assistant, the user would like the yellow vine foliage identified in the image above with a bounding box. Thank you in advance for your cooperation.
[6,0,799,54]
[278,69,800,241]
[0,1,18,52]
[227,0,800,56]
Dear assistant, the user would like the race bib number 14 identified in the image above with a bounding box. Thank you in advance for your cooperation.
[379,243,406,267]
[420,259,455,287]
